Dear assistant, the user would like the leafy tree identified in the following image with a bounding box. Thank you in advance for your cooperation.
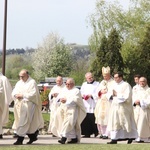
[69,44,91,85]
[70,58,89,85]
[90,36,108,80]
[5,55,33,79]
[31,32,73,81]
[139,25,150,84]
[88,0,149,83]
[90,29,124,80]
[89,0,149,50]
[106,29,124,74]
[48,43,72,77]
[88,0,124,52]
[124,24,150,85]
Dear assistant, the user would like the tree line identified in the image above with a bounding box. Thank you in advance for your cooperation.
[89,0,150,85]
[0,37,90,85]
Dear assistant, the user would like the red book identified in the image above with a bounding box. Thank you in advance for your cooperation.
[98,91,102,97]
[84,95,89,100]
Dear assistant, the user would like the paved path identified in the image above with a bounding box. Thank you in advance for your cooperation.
[6,108,139,145]
[0,134,132,145]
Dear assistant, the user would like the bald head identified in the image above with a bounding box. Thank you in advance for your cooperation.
[19,69,29,82]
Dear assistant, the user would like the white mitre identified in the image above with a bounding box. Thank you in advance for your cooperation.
[102,66,110,75]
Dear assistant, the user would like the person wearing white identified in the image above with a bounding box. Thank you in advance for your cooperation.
[95,66,115,139]
[48,76,65,134]
[0,73,12,139]
[12,69,44,145]
[107,71,138,144]
[51,78,86,144]
[80,72,99,138]
[132,74,141,93]
[132,77,150,143]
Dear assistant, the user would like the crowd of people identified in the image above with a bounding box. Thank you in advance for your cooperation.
[0,67,150,145]
[48,66,150,144]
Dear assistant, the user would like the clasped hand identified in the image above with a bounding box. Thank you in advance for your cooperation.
[60,98,66,103]
[15,94,23,100]
[113,90,117,97]
[134,100,140,105]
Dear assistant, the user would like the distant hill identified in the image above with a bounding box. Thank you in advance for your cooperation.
[67,43,90,60]
[0,44,91,59]
[0,48,35,55]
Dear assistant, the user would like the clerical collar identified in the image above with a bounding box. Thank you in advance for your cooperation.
[87,80,95,84]
[117,80,124,85]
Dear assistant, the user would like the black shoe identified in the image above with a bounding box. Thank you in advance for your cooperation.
[27,130,39,144]
[13,136,24,145]
[35,130,39,136]
[13,140,23,145]
[127,139,133,144]
[82,135,90,138]
[102,136,108,139]
[67,138,78,144]
[94,133,98,137]
[0,134,3,139]
[136,140,144,143]
[52,134,57,137]
[99,135,103,139]
[26,137,38,144]
[107,140,117,144]
[58,137,67,144]
[58,139,65,144]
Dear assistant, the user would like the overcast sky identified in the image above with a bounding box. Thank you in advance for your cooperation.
[0,0,129,49]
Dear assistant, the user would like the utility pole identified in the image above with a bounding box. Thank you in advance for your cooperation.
[2,0,8,75]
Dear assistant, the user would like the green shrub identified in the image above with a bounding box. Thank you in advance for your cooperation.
[40,89,50,102]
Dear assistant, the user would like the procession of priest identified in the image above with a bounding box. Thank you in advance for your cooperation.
[0,66,150,145]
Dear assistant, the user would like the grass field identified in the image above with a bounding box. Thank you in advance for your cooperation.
[0,144,150,150]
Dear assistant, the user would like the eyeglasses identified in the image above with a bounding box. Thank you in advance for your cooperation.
[114,76,119,79]
[87,77,93,79]
[19,76,24,78]
[66,83,71,85]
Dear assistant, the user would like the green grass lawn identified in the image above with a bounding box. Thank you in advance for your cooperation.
[0,144,150,150]
[6,111,15,129]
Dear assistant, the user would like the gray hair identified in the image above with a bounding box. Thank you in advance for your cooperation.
[85,72,92,78]
[67,78,75,85]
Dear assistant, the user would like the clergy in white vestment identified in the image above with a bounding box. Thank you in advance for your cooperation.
[12,69,44,145]
[132,77,150,143]
[48,76,65,134]
[94,66,115,139]
[107,71,138,144]
[80,72,99,138]
[132,74,141,93]
[51,78,86,144]
[0,73,13,139]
